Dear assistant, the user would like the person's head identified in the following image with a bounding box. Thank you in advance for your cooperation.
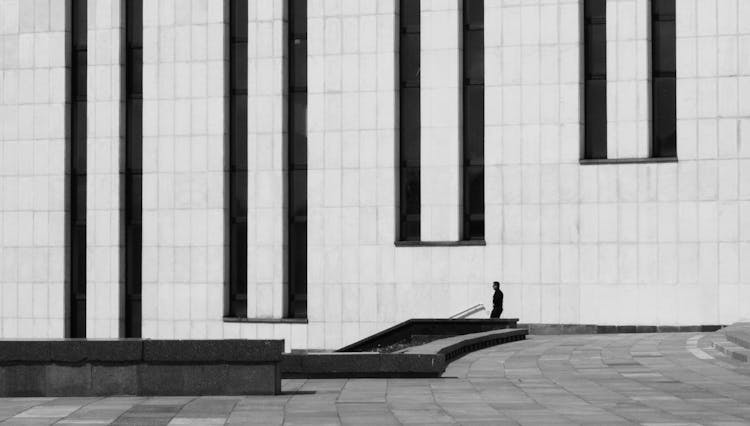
[492,281,500,290]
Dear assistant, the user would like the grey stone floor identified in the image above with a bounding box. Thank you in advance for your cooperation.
[2,333,750,425]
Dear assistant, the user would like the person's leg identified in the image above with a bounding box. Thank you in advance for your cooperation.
[490,308,500,318]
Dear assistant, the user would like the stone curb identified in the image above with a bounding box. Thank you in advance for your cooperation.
[713,339,750,363]
[0,339,283,396]
[402,328,528,363]
[518,323,724,335]
[282,328,528,378]
[337,318,520,352]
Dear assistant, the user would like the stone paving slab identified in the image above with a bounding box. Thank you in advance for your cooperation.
[2,333,750,425]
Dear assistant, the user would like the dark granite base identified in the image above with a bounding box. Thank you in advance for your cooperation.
[0,339,282,396]
[282,353,443,378]
[725,326,750,350]
[283,329,528,379]
[518,323,725,335]
[338,318,520,352]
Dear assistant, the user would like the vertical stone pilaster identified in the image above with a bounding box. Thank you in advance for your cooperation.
[86,0,124,338]
[420,0,461,241]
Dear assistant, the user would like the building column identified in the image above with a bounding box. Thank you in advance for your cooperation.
[246,0,287,319]
[141,0,227,338]
[0,0,68,337]
[86,0,124,338]
[420,0,462,241]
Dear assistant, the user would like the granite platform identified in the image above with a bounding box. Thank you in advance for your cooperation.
[282,328,527,378]
[0,339,283,397]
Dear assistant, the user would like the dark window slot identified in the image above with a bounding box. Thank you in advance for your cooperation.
[462,0,484,241]
[227,0,249,318]
[288,0,307,319]
[651,0,676,158]
[399,0,421,242]
[69,0,87,338]
[124,0,143,337]
[583,0,607,160]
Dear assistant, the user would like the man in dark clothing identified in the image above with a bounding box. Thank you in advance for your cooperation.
[490,281,503,318]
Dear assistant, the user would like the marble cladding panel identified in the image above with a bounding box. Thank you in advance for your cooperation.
[1,0,750,348]
[0,0,68,338]
[86,0,123,338]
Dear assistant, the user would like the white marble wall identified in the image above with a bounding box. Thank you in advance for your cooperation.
[141,0,227,338]
[86,0,123,338]
[246,0,286,319]
[606,0,650,158]
[0,0,67,338]
[1,0,750,347]
[305,0,401,349]
[486,0,750,327]
[420,0,461,241]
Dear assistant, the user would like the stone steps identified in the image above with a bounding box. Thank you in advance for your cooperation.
[713,339,750,363]
[725,327,750,350]
[711,322,750,363]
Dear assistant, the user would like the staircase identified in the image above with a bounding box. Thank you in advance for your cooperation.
[713,322,750,362]
[337,318,519,353]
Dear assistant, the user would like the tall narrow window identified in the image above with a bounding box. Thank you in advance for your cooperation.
[124,0,143,337]
[288,0,307,318]
[583,0,607,160]
[69,0,87,338]
[651,0,676,158]
[399,0,421,241]
[462,0,484,240]
[228,0,248,318]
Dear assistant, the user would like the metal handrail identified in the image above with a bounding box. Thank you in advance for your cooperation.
[450,304,486,319]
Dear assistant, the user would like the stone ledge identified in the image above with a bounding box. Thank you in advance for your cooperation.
[0,340,143,364]
[143,340,283,363]
[713,339,750,363]
[281,353,444,378]
[282,328,528,378]
[338,318,519,352]
[518,323,724,335]
[725,328,750,351]
[0,339,283,396]
[402,328,527,363]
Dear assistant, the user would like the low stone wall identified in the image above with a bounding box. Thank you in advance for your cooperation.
[282,352,444,378]
[0,340,283,396]
[338,318,520,352]
[282,328,529,378]
[402,328,527,363]
[518,323,724,335]
[725,323,750,350]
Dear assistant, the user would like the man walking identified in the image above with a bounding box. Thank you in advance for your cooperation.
[490,281,503,318]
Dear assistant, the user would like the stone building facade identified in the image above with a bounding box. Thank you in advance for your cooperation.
[0,0,749,350]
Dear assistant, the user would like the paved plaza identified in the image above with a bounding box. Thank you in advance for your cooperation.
[1,333,750,425]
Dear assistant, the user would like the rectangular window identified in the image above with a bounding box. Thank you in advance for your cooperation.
[69,0,87,338]
[288,0,307,319]
[228,0,248,318]
[399,0,421,241]
[583,0,607,160]
[462,0,484,241]
[651,0,676,158]
[124,0,143,337]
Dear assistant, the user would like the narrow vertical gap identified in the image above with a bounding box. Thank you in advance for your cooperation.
[651,0,676,158]
[399,0,421,241]
[69,0,87,338]
[124,0,143,337]
[583,0,607,159]
[462,0,484,241]
[288,0,307,318]
[228,0,248,318]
